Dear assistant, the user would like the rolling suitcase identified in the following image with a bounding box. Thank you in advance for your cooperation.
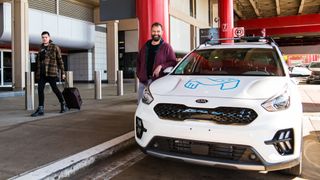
[62,87,82,110]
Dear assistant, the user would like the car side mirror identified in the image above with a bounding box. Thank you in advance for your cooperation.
[289,73,297,78]
[163,67,173,74]
[290,77,299,85]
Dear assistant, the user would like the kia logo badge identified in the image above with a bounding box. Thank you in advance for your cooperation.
[196,99,208,103]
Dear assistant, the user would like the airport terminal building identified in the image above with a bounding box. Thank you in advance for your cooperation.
[0,0,218,90]
[0,0,319,91]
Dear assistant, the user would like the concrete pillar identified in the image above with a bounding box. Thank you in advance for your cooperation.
[106,20,119,84]
[117,70,123,96]
[218,0,234,43]
[94,70,102,99]
[25,71,34,110]
[136,0,169,49]
[65,71,73,88]
[12,0,29,90]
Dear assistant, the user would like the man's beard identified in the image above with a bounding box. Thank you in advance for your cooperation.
[152,35,161,41]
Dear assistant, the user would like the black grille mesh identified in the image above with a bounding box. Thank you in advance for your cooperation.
[154,103,258,124]
[147,137,262,164]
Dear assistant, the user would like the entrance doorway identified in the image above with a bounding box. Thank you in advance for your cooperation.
[0,51,12,87]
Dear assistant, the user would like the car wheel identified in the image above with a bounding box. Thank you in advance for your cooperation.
[281,126,303,177]
[280,151,302,176]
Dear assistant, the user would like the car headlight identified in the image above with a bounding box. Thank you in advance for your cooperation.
[261,89,290,112]
[142,86,154,104]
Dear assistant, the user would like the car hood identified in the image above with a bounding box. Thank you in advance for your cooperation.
[309,67,320,72]
[150,75,289,99]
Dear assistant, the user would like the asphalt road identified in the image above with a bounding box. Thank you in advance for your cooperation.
[70,84,320,180]
[69,131,319,180]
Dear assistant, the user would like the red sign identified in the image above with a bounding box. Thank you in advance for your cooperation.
[222,23,228,32]
[233,27,245,37]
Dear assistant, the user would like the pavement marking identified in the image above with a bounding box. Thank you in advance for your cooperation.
[9,131,134,180]
[303,141,320,169]
[93,149,146,180]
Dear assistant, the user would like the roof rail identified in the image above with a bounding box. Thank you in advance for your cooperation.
[202,36,277,46]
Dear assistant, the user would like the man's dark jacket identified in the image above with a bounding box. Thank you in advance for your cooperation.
[35,43,65,80]
[136,39,176,84]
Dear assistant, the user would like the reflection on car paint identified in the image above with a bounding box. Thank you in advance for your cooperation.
[184,78,240,90]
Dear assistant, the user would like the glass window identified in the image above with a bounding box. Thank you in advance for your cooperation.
[173,48,285,76]
[309,62,320,68]
[189,0,196,18]
[3,52,12,84]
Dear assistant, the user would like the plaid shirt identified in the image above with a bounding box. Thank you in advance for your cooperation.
[35,43,65,80]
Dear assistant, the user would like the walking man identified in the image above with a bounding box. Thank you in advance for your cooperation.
[31,31,68,117]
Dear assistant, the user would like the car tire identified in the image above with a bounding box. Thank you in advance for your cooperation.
[281,126,303,177]
[280,152,302,176]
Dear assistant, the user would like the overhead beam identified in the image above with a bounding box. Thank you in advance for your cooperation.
[275,0,280,16]
[244,25,320,36]
[237,14,320,29]
[298,0,305,14]
[249,0,260,17]
[234,2,244,19]
[237,14,320,36]
[67,0,99,8]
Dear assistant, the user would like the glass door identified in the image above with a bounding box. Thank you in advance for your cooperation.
[3,51,12,86]
[0,51,2,86]
[0,51,12,87]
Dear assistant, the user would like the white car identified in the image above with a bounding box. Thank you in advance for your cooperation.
[289,66,312,77]
[306,61,320,84]
[135,37,303,176]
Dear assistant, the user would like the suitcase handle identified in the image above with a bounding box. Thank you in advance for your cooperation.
[63,78,70,88]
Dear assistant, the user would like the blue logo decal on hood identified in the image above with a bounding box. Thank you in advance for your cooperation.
[184,78,240,90]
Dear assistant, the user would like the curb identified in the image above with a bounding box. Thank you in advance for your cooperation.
[9,131,135,180]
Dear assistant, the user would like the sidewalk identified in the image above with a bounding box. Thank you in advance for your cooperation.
[0,83,137,179]
[0,83,318,179]
[298,84,320,137]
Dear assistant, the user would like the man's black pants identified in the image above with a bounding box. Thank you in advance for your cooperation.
[38,76,64,106]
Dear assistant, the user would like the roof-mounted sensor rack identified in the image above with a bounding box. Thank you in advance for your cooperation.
[202,36,277,46]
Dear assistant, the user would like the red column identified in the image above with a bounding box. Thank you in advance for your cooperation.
[219,0,234,42]
[136,0,169,49]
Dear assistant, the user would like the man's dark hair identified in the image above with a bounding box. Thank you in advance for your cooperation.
[41,31,50,36]
[151,22,163,29]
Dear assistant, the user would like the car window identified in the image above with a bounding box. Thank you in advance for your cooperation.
[309,62,320,68]
[173,48,285,76]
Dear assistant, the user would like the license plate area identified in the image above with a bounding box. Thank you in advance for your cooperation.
[191,143,209,156]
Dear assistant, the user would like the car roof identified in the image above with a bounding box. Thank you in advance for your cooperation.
[197,37,278,50]
[198,43,274,50]
[310,61,320,64]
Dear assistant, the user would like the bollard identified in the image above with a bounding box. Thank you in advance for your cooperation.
[95,70,102,99]
[25,72,34,110]
[117,70,123,96]
[66,71,73,88]
[135,73,139,93]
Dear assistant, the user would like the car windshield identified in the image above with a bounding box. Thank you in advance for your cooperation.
[309,62,320,68]
[173,48,285,76]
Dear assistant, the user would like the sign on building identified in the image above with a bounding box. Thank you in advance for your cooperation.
[100,0,136,21]
[199,28,219,44]
[233,27,245,37]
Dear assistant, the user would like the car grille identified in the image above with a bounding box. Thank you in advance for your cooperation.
[312,71,320,75]
[147,137,262,164]
[154,103,258,125]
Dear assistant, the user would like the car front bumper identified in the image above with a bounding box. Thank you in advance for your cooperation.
[135,96,302,171]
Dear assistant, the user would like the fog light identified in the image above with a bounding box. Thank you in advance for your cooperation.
[249,153,257,160]
[153,142,159,148]
[265,128,294,155]
[136,117,147,139]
